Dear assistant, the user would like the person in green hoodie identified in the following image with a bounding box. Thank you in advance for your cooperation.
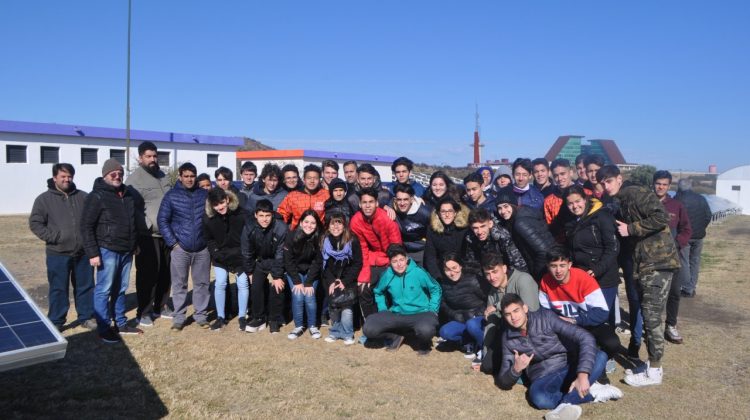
[362,244,442,355]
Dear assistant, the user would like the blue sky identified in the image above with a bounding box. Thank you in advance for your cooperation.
[1,1,748,172]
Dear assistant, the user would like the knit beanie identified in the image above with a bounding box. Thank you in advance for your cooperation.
[102,158,123,177]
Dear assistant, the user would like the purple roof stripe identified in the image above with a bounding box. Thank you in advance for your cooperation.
[303,149,398,162]
[0,119,244,146]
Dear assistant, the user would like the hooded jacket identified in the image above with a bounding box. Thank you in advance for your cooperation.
[373,259,442,315]
[158,181,209,252]
[125,165,170,236]
[500,205,556,280]
[439,273,487,323]
[350,207,403,283]
[424,203,470,280]
[461,225,529,275]
[277,187,329,230]
[241,216,288,278]
[394,197,431,253]
[29,179,88,256]
[203,190,247,272]
[80,177,138,257]
[565,198,621,289]
[498,308,597,389]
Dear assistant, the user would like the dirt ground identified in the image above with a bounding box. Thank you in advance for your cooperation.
[1,214,749,419]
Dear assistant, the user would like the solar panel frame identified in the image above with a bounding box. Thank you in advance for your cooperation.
[0,262,67,372]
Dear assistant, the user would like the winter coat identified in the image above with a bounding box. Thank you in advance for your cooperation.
[374,259,442,315]
[500,206,556,280]
[318,235,363,291]
[350,207,403,283]
[125,165,170,236]
[463,195,497,213]
[203,190,247,272]
[461,225,529,275]
[283,229,320,286]
[277,187,329,230]
[80,178,138,257]
[544,185,593,243]
[346,180,394,212]
[158,181,209,252]
[661,196,692,249]
[675,190,712,239]
[439,273,487,323]
[617,184,681,275]
[29,179,88,256]
[324,197,354,221]
[386,180,426,197]
[424,204,470,280]
[394,198,431,253]
[513,185,545,210]
[498,308,597,389]
[246,181,289,213]
[565,199,621,289]
[241,216,288,278]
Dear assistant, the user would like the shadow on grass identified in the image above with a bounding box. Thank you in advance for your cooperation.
[0,329,168,419]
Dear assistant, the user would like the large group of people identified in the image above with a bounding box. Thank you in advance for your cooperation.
[29,142,713,419]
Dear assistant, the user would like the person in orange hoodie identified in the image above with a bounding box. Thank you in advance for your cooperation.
[277,164,329,229]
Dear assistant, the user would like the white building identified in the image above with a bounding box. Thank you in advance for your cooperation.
[715,164,749,215]
[236,149,397,182]
[1,120,244,215]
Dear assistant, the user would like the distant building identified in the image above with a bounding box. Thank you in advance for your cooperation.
[716,165,749,215]
[544,135,627,165]
[237,149,397,182]
[1,119,244,215]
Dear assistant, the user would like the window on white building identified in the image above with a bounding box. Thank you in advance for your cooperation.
[6,145,26,163]
[207,154,219,168]
[41,146,59,164]
[157,151,170,167]
[81,148,98,165]
[110,149,126,165]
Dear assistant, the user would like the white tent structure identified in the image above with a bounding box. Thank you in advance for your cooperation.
[716,165,750,215]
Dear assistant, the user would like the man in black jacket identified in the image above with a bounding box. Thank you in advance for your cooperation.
[498,294,622,419]
[29,163,95,331]
[241,199,288,333]
[393,183,431,266]
[80,159,142,343]
[675,179,712,297]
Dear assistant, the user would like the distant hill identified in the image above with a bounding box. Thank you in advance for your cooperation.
[239,137,274,151]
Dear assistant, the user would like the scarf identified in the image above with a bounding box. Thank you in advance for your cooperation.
[513,184,530,194]
[322,236,353,269]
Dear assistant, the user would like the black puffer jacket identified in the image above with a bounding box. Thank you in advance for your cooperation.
[203,191,247,273]
[500,206,556,280]
[565,199,620,289]
[283,229,321,286]
[241,217,288,278]
[462,225,529,275]
[80,178,138,257]
[29,179,88,256]
[324,197,354,221]
[395,200,431,253]
[675,190,712,239]
[498,309,597,389]
[424,204,470,280]
[439,273,487,323]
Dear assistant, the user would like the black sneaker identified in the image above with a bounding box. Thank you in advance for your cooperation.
[269,321,281,334]
[196,320,210,329]
[171,323,184,332]
[417,348,432,357]
[238,317,247,332]
[246,318,266,333]
[99,328,122,344]
[157,306,175,320]
[210,318,226,331]
[462,344,475,359]
[119,325,144,335]
[386,335,405,352]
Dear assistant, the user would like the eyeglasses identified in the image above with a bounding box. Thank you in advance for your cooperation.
[107,171,124,179]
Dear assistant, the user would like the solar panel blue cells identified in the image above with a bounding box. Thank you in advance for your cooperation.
[0,281,23,302]
[0,327,24,352]
[13,322,58,347]
[0,301,39,325]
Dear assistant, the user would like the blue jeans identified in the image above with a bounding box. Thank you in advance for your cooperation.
[214,266,248,319]
[439,316,485,348]
[621,253,643,347]
[287,275,318,328]
[528,350,608,409]
[329,307,354,339]
[680,238,703,294]
[94,248,132,333]
[46,253,94,326]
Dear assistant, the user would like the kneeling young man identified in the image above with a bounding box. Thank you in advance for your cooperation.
[498,294,623,420]
[362,244,442,355]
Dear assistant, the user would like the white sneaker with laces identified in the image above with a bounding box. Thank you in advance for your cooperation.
[624,366,663,387]
[544,403,582,420]
[589,382,624,402]
[309,326,322,339]
[324,335,337,343]
[287,326,304,340]
[343,337,355,345]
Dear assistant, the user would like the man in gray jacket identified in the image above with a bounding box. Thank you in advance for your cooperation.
[675,178,712,298]
[126,141,172,326]
[29,163,95,331]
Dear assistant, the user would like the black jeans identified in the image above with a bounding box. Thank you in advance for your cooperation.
[250,261,284,322]
[585,323,621,358]
[135,236,171,318]
[358,265,387,319]
[362,311,439,350]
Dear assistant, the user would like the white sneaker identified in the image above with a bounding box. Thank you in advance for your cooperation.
[309,326,322,339]
[343,337,356,345]
[287,326,304,340]
[589,382,624,402]
[324,335,337,343]
[624,366,663,387]
[544,403,582,420]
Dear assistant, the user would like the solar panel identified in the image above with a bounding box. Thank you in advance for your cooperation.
[0,262,67,372]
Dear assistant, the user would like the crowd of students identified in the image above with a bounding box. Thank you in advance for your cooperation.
[29,142,713,420]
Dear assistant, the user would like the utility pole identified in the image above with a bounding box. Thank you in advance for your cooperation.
[125,0,132,172]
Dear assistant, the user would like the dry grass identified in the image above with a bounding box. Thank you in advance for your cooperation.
[1,215,749,419]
